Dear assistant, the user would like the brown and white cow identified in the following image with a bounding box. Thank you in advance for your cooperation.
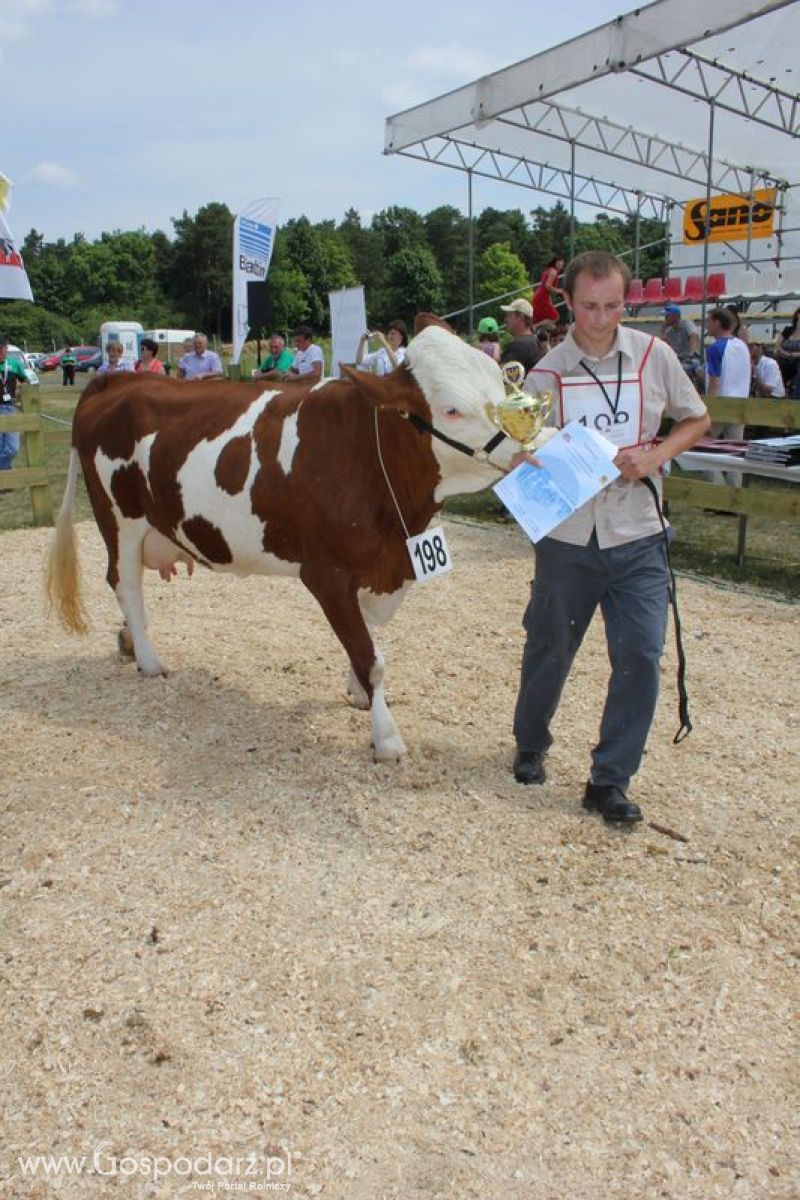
[46,320,520,760]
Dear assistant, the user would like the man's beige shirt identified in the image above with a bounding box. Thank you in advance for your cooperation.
[524,323,707,548]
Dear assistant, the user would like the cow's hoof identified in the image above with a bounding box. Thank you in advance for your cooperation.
[137,661,168,678]
[373,735,406,763]
[117,628,135,659]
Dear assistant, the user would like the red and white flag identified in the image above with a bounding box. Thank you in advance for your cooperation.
[0,173,34,302]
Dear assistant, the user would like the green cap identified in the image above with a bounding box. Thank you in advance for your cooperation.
[478,317,499,334]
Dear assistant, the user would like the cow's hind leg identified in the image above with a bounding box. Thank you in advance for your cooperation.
[302,566,406,761]
[114,521,167,677]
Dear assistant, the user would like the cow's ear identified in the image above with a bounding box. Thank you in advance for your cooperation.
[414,312,454,334]
[341,363,418,415]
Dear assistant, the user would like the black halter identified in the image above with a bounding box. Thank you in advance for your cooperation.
[404,411,509,464]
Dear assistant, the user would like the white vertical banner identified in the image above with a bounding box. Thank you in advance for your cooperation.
[232,196,279,365]
[0,173,34,302]
[329,286,367,379]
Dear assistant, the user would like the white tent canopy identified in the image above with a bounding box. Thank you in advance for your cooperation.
[384,0,800,220]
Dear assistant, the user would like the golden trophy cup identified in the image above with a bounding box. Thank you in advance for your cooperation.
[485,361,553,451]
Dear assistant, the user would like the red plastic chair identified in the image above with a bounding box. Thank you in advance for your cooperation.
[682,276,705,302]
[706,272,727,300]
[627,279,645,304]
[643,278,665,303]
[664,277,683,301]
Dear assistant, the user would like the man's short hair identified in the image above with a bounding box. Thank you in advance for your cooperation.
[708,307,735,332]
[563,250,632,298]
[293,325,313,340]
[269,332,285,344]
[140,337,159,355]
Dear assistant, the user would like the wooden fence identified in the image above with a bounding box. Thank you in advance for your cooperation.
[0,388,54,525]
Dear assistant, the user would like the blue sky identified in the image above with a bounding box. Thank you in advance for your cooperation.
[3,0,632,243]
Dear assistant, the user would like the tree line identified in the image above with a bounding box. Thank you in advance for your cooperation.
[0,201,666,349]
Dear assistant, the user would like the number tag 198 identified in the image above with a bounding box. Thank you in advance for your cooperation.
[406,526,453,583]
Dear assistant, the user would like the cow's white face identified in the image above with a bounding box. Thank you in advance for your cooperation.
[405,325,518,498]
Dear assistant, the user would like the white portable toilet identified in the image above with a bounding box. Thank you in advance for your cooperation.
[100,321,144,370]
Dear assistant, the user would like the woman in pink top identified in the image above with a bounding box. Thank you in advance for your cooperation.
[532,256,565,323]
[135,337,166,374]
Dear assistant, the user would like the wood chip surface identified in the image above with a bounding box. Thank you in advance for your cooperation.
[1,518,797,1199]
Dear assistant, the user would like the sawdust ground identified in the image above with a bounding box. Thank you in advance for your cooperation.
[0,518,797,1199]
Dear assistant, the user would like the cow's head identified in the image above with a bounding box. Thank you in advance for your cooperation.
[402,316,519,498]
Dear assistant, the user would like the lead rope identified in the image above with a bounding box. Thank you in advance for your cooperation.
[374,408,411,538]
[641,475,693,744]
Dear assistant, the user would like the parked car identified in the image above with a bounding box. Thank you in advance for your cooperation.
[6,345,39,386]
[39,345,99,372]
[24,351,45,370]
[76,349,103,372]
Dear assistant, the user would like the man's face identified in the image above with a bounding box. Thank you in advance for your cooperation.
[750,345,762,366]
[706,316,721,339]
[665,311,679,327]
[269,337,283,357]
[193,336,206,355]
[293,334,309,351]
[504,312,525,336]
[567,271,626,352]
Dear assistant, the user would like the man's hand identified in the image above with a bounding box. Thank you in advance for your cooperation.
[509,449,543,471]
[614,445,662,480]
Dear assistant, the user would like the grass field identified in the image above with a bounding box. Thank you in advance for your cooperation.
[4,377,798,600]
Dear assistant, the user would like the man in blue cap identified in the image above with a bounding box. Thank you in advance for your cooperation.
[660,303,701,384]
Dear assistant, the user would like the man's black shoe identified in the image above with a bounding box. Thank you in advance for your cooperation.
[513,750,546,785]
[583,782,642,824]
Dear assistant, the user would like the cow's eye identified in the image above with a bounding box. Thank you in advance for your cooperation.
[444,407,461,417]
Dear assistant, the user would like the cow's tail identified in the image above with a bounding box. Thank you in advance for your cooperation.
[45,448,89,634]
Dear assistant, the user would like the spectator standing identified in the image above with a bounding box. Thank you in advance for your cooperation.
[289,325,324,382]
[253,334,294,379]
[499,299,540,377]
[178,333,223,380]
[531,256,566,324]
[750,343,786,397]
[97,341,133,374]
[476,317,501,361]
[660,304,701,382]
[60,346,77,387]
[0,336,26,476]
[355,321,409,375]
[511,250,710,824]
[136,338,166,375]
[704,306,751,484]
[774,306,800,396]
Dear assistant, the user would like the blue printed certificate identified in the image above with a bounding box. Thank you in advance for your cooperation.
[493,421,620,543]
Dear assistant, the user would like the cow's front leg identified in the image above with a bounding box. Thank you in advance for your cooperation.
[346,584,410,712]
[114,522,168,677]
[301,564,406,761]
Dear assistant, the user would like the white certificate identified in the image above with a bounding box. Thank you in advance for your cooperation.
[493,421,619,543]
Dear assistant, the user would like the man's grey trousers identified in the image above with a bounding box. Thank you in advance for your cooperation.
[513,531,670,789]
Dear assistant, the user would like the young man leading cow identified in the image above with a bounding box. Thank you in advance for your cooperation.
[511,250,710,824]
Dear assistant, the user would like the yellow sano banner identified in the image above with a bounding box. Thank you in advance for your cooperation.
[683,189,777,244]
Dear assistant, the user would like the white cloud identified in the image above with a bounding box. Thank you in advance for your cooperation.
[27,162,79,188]
[381,42,499,113]
[65,0,117,14]
[406,44,496,82]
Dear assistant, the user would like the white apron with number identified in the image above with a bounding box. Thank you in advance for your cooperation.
[528,338,655,452]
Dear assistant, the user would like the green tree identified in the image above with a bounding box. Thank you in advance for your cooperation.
[424,205,470,318]
[381,247,443,326]
[477,242,529,306]
[339,208,385,298]
[371,206,427,258]
[168,202,233,338]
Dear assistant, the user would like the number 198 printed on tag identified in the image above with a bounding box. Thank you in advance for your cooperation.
[406,526,453,583]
